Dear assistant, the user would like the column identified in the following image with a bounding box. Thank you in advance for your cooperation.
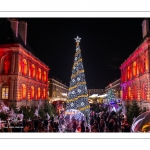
[13,78,18,100]
[10,53,16,74]
[9,78,15,100]
[14,52,19,74]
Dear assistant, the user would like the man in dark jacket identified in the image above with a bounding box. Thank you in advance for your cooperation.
[81,120,85,132]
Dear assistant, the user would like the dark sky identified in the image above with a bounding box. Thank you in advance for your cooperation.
[15,18,145,89]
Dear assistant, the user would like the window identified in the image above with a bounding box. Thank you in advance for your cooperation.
[1,83,9,99]
[128,87,131,100]
[19,60,21,73]
[21,84,26,99]
[139,61,143,74]
[43,71,46,82]
[38,87,41,99]
[31,86,34,99]
[22,59,27,75]
[43,88,46,99]
[37,68,41,80]
[127,66,130,80]
[133,61,137,77]
[31,64,35,78]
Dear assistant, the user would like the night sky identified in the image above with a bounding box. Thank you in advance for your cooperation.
[11,18,146,89]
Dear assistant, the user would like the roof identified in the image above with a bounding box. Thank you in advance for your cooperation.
[0,18,37,56]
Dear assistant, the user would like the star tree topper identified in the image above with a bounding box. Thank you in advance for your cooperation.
[74,36,81,43]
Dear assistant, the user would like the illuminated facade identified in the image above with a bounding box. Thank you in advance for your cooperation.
[120,19,150,110]
[88,89,105,96]
[105,78,122,100]
[0,19,49,107]
[48,78,68,103]
[88,89,105,103]
[48,78,68,114]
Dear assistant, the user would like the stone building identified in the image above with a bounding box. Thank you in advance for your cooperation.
[105,78,122,101]
[120,19,150,110]
[0,19,49,107]
[48,78,68,114]
[48,78,68,103]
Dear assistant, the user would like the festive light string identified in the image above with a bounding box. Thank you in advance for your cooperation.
[75,49,81,57]
[67,94,88,102]
[69,82,86,91]
[78,105,90,111]
[72,58,83,69]
[71,70,84,78]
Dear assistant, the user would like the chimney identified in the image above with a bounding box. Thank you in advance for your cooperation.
[142,19,149,38]
[18,21,27,45]
[10,19,18,38]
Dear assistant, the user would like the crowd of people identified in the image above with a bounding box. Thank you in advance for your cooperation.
[89,110,131,132]
[0,106,131,132]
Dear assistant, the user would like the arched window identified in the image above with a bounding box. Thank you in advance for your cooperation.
[1,83,9,99]
[31,64,35,78]
[21,84,26,99]
[31,86,34,99]
[38,68,41,80]
[22,59,27,75]
[43,88,46,99]
[127,66,130,80]
[128,87,131,100]
[43,71,46,82]
[19,60,21,73]
[38,87,41,99]
[133,61,137,77]
[140,61,143,74]
[36,68,41,80]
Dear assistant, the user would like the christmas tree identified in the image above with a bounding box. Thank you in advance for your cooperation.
[107,89,116,104]
[66,36,90,124]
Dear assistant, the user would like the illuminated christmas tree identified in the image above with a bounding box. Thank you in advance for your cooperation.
[66,36,90,124]
[107,89,116,104]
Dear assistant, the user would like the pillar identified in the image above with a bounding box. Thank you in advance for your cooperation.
[14,52,19,74]
[9,78,15,100]
[10,52,16,74]
[13,78,18,100]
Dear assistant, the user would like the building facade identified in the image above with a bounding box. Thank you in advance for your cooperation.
[120,19,150,110]
[105,78,122,101]
[88,89,105,97]
[0,19,49,107]
[48,78,68,114]
[88,89,105,103]
[48,78,68,103]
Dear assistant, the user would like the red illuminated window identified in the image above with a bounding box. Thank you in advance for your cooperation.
[128,87,131,100]
[133,61,137,77]
[31,64,35,78]
[43,88,46,98]
[127,66,130,80]
[37,68,41,80]
[43,71,46,82]
[21,84,26,99]
[22,59,27,75]
[38,87,41,99]
[31,86,34,99]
